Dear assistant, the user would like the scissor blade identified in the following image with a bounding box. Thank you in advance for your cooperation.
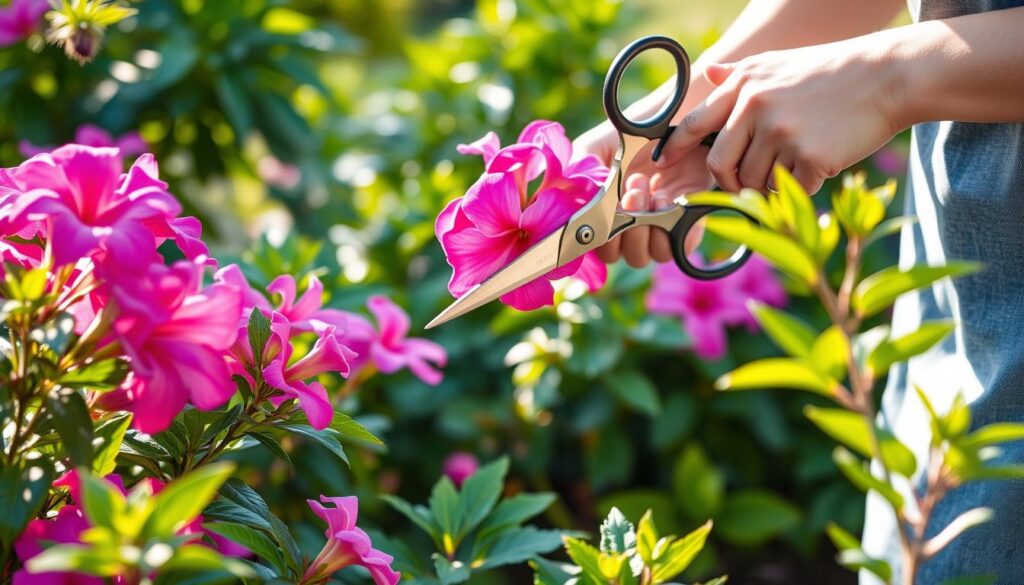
[426,227,566,329]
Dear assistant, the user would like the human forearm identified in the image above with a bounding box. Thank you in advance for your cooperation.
[889,7,1024,126]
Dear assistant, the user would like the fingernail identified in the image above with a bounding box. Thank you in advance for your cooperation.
[653,190,670,209]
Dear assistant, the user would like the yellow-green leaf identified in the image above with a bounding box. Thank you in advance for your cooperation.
[853,263,982,318]
[772,166,819,253]
[715,358,838,399]
[810,326,849,381]
[832,447,904,511]
[867,322,955,376]
[651,520,712,582]
[804,407,916,477]
[681,190,771,226]
[748,303,817,359]
[703,216,819,284]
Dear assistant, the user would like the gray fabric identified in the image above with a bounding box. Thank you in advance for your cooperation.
[861,2,1024,583]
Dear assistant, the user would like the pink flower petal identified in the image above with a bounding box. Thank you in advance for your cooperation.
[574,252,608,292]
[462,173,522,238]
[366,295,409,348]
[443,226,521,297]
[456,131,502,166]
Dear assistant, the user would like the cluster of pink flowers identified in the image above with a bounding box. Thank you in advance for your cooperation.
[303,496,400,585]
[0,0,47,48]
[0,140,446,437]
[436,120,609,310]
[13,470,247,585]
[646,255,787,360]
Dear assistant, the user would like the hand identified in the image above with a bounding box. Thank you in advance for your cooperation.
[573,122,712,268]
[654,35,904,194]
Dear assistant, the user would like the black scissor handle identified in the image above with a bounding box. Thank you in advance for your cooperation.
[603,35,691,142]
[669,205,754,280]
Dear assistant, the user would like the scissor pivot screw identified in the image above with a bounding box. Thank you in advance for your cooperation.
[576,225,595,245]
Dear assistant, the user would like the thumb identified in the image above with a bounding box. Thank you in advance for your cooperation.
[704,63,736,87]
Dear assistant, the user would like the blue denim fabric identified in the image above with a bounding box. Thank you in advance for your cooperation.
[860,3,1024,582]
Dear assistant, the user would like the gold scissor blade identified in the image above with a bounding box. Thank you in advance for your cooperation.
[426,227,567,329]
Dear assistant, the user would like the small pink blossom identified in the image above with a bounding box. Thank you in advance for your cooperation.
[106,261,242,433]
[442,452,479,488]
[19,125,149,159]
[343,295,447,386]
[437,121,609,311]
[872,144,909,176]
[258,155,302,189]
[0,0,48,47]
[1,144,210,270]
[646,255,787,360]
[303,496,400,585]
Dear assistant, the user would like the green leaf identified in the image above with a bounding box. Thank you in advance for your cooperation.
[651,520,713,582]
[772,165,819,254]
[814,212,841,264]
[144,462,235,538]
[672,444,724,519]
[804,406,917,477]
[865,216,917,249]
[959,423,1024,450]
[281,424,348,466]
[214,72,253,140]
[457,457,507,536]
[824,522,860,552]
[867,322,954,376]
[563,537,603,580]
[716,491,799,547]
[715,358,838,399]
[635,510,659,565]
[836,549,892,582]
[475,527,564,569]
[599,507,635,554]
[477,493,555,538]
[381,494,441,544]
[853,263,982,318]
[0,462,52,555]
[832,447,904,510]
[430,477,462,554]
[122,432,171,460]
[433,553,471,584]
[605,369,661,416]
[249,432,292,466]
[25,543,123,577]
[809,326,849,381]
[47,387,95,467]
[198,405,242,446]
[530,557,577,585]
[203,521,287,574]
[79,469,126,530]
[159,544,254,577]
[703,215,819,284]
[748,303,817,359]
[58,359,128,390]
[247,309,272,367]
[682,190,772,225]
[92,413,131,476]
[329,413,384,446]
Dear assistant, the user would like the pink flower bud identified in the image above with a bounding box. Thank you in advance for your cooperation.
[443,452,479,488]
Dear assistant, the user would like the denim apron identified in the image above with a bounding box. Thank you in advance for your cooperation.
[860,2,1024,583]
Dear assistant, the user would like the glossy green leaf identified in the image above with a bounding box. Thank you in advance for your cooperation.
[716,358,838,399]
[457,457,508,536]
[144,462,235,538]
[475,527,563,569]
[563,537,603,580]
[703,216,819,284]
[772,165,819,253]
[249,432,292,466]
[92,414,131,476]
[683,190,771,225]
[281,424,348,466]
[430,477,462,553]
[867,322,954,376]
[836,548,892,582]
[748,303,817,359]
[809,326,849,381]
[672,444,724,519]
[804,406,917,477]
[58,359,129,390]
[716,491,798,547]
[477,493,555,541]
[247,309,272,368]
[635,510,659,565]
[651,520,713,581]
[381,495,441,544]
[47,387,95,467]
[814,212,841,264]
[853,263,982,318]
[959,423,1024,450]
[203,521,287,574]
[79,469,127,530]
[865,216,918,249]
[605,369,661,416]
[832,447,904,510]
[329,413,384,446]
[825,522,860,552]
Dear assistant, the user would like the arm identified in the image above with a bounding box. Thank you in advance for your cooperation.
[661,6,1024,194]
[580,0,904,267]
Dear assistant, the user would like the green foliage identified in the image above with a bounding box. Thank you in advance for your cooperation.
[543,508,722,585]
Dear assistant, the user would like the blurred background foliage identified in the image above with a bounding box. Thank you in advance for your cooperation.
[0,0,912,582]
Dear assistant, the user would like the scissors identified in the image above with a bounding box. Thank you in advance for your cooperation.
[426,35,753,329]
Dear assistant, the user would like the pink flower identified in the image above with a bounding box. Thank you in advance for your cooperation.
[437,121,609,311]
[1,145,210,269]
[442,452,479,488]
[19,125,149,159]
[261,313,354,430]
[107,261,242,433]
[343,295,447,386]
[872,143,909,176]
[303,496,399,585]
[258,155,302,189]
[13,505,101,585]
[646,255,787,360]
[0,0,48,47]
